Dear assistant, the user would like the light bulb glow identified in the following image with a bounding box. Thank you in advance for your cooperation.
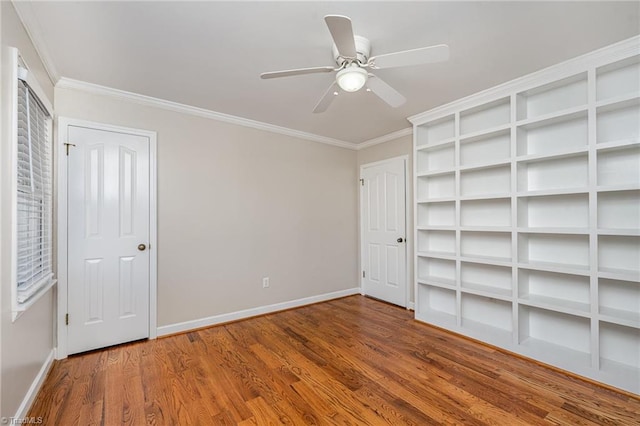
[336,66,368,92]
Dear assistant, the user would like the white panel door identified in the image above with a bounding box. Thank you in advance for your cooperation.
[67,125,150,354]
[361,158,407,306]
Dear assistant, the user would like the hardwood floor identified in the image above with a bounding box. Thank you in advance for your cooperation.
[29,295,639,425]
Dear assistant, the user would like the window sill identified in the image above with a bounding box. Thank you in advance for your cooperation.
[12,279,57,322]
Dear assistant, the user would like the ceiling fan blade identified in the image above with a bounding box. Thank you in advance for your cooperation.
[261,66,335,79]
[370,44,450,69]
[313,82,340,113]
[367,74,406,108]
[324,15,357,58]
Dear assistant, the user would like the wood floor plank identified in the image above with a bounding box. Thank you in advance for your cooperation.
[28,295,640,425]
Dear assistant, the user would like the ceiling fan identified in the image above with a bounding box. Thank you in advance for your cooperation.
[260,15,450,113]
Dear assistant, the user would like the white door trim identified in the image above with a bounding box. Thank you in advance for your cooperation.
[359,155,410,307]
[56,117,158,359]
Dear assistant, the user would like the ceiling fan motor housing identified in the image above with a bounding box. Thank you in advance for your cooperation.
[333,35,371,66]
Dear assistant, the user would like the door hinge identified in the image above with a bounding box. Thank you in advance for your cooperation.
[362,271,365,278]
[360,178,364,186]
[65,313,69,325]
[64,143,76,156]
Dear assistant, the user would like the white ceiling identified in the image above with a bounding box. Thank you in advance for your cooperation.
[16,1,640,145]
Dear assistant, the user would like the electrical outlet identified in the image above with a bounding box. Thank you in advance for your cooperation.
[262,277,270,288]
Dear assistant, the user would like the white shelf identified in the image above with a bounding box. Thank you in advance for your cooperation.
[460,129,510,167]
[517,187,589,198]
[416,196,457,203]
[417,169,455,178]
[460,226,512,233]
[516,111,588,157]
[596,98,640,145]
[519,233,589,270]
[515,104,588,128]
[461,318,514,347]
[599,278,640,328]
[460,198,511,228]
[416,202,455,228]
[516,227,589,235]
[417,173,456,200]
[459,193,511,201]
[459,159,511,173]
[519,306,591,361]
[461,261,512,295]
[517,261,590,277]
[599,358,640,394]
[596,93,640,110]
[460,164,511,197]
[456,123,511,142]
[416,138,455,151]
[461,231,511,261]
[598,190,640,231]
[599,322,640,371]
[517,193,588,229]
[596,56,640,102]
[460,97,510,136]
[461,282,512,300]
[595,137,639,151]
[519,295,590,317]
[598,268,640,282]
[461,255,512,268]
[519,336,591,370]
[415,310,457,329]
[416,115,455,146]
[416,251,456,261]
[597,145,640,188]
[417,257,456,284]
[417,277,456,289]
[519,269,590,315]
[598,228,640,237]
[417,285,457,320]
[516,146,588,164]
[596,184,640,195]
[599,309,640,329]
[598,235,640,277]
[516,73,587,121]
[461,293,512,333]
[517,154,588,193]
[412,46,640,394]
[417,225,456,231]
[416,143,455,175]
[417,229,455,255]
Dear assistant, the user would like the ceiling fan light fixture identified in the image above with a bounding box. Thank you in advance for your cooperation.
[336,65,368,92]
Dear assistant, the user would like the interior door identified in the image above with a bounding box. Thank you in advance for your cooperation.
[361,158,407,307]
[67,125,150,354]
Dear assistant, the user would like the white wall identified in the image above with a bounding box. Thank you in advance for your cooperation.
[357,134,415,303]
[55,87,359,327]
[1,1,55,418]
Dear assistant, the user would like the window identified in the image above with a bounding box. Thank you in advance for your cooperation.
[14,66,54,310]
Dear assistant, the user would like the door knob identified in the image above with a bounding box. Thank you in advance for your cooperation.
[138,244,147,251]
[397,237,404,243]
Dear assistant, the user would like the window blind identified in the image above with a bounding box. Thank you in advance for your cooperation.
[16,77,53,304]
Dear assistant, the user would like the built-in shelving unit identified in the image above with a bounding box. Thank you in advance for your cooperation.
[409,37,640,394]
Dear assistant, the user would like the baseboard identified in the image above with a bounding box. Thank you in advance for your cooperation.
[14,348,56,419]
[157,287,360,336]
[407,301,415,311]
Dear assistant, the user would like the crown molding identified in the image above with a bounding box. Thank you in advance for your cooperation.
[409,35,640,125]
[356,127,413,150]
[56,78,359,150]
[11,0,60,85]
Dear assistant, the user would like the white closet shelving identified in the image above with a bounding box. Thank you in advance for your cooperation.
[409,37,640,394]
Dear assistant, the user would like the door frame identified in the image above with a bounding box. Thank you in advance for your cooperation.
[359,155,410,308]
[56,117,158,359]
